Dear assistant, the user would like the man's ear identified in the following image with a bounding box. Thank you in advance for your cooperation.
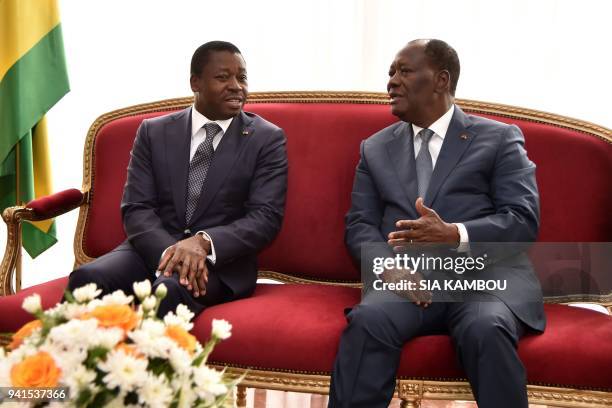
[435,70,451,94]
[190,74,199,93]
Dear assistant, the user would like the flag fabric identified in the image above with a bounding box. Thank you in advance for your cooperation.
[0,0,70,258]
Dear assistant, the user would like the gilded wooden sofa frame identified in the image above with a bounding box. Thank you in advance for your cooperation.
[1,92,611,407]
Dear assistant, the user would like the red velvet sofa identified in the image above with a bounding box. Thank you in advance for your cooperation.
[1,92,611,407]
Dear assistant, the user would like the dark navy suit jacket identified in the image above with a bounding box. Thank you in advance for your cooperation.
[121,107,288,299]
[345,106,545,331]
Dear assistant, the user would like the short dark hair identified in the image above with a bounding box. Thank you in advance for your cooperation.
[423,39,460,96]
[190,41,242,76]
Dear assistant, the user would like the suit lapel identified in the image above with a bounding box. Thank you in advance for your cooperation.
[425,106,475,207]
[386,123,419,211]
[188,111,253,225]
[166,107,192,224]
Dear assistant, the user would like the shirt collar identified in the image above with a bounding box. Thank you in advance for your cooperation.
[191,106,234,137]
[411,104,455,141]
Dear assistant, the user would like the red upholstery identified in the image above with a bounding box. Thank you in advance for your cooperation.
[80,103,612,282]
[84,113,169,257]
[196,285,612,390]
[26,188,83,218]
[477,115,612,242]
[0,277,67,333]
[2,98,610,393]
[2,281,611,390]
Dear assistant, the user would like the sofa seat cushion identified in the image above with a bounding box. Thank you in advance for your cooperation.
[518,304,612,390]
[0,277,67,333]
[2,281,610,390]
[197,284,612,390]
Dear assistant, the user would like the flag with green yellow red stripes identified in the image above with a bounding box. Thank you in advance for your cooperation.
[0,0,70,258]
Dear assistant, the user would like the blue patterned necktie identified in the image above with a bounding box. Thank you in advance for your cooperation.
[416,128,434,199]
[185,122,221,223]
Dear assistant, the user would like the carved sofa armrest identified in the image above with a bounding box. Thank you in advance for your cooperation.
[1,188,85,296]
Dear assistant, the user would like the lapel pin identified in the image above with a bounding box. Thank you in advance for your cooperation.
[460,133,469,140]
[242,130,249,136]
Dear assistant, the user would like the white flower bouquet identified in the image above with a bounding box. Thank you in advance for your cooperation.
[0,281,240,407]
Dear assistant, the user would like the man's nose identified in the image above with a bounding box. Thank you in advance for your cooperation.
[228,76,242,90]
[387,73,399,92]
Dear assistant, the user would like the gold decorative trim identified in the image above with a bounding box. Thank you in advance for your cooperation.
[211,367,612,406]
[257,270,362,287]
[215,366,331,395]
[1,193,84,295]
[402,380,612,408]
[553,296,612,307]
[1,207,31,295]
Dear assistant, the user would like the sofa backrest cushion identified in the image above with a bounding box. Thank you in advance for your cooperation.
[81,96,612,283]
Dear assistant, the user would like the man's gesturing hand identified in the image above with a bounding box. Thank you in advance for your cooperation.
[158,234,211,297]
[388,197,459,249]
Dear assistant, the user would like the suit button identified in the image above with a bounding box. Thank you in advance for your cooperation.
[184,229,191,235]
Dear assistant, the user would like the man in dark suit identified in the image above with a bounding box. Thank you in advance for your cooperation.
[328,39,544,408]
[68,41,288,317]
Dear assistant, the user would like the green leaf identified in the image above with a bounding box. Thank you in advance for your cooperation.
[63,289,76,303]
[148,357,173,379]
[85,346,110,368]
[75,388,93,407]
[89,389,116,408]
[125,391,139,405]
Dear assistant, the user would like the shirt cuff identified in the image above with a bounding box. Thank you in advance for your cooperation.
[453,223,470,253]
[156,246,172,277]
[197,231,216,265]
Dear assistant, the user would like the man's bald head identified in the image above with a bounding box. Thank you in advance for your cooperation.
[405,39,460,96]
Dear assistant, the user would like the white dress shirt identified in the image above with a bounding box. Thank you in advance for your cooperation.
[189,107,235,264]
[190,105,233,159]
[158,106,233,272]
[411,105,469,245]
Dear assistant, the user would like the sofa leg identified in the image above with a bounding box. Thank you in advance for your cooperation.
[236,385,247,408]
[400,397,421,408]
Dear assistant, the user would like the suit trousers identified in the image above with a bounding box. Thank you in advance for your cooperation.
[328,290,527,408]
[67,241,232,318]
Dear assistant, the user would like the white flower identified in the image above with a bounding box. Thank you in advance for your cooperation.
[193,365,228,400]
[176,304,194,323]
[72,283,102,303]
[22,293,42,314]
[142,295,157,311]
[41,340,88,374]
[155,283,168,298]
[98,350,147,392]
[212,319,232,340]
[63,364,97,396]
[88,327,124,349]
[54,302,89,319]
[138,373,173,408]
[168,346,192,376]
[163,310,193,331]
[48,319,98,348]
[133,280,152,300]
[128,320,173,358]
[141,318,165,336]
[101,290,133,306]
[0,358,11,386]
[6,343,37,363]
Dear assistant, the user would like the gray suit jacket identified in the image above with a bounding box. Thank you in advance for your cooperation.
[121,107,288,299]
[346,106,545,331]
